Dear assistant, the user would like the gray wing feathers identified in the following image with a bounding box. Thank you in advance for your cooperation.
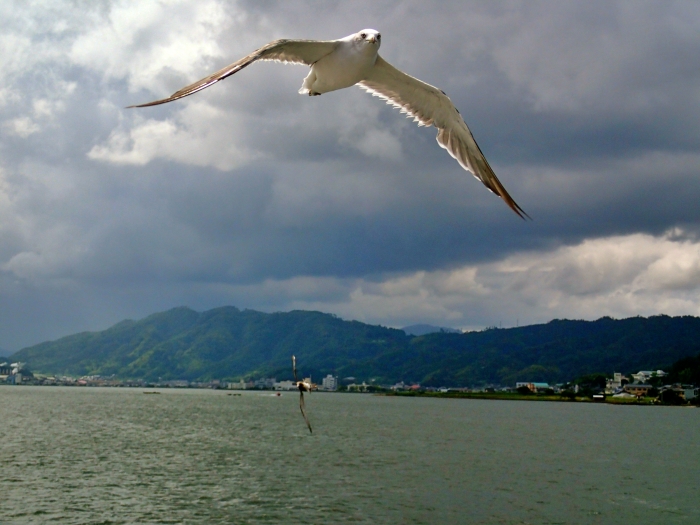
[129,39,339,108]
[359,56,528,219]
[358,56,452,127]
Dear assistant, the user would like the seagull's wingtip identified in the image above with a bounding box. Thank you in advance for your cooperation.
[513,205,532,221]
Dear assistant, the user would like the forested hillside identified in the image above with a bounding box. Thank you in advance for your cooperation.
[11,307,700,386]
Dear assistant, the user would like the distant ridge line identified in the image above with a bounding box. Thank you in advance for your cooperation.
[10,308,700,387]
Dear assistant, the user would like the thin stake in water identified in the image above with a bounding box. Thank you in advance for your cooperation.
[292,355,313,433]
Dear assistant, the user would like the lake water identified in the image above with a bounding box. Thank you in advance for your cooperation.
[0,386,698,524]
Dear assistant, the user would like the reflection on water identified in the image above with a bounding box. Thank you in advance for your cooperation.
[1,386,698,524]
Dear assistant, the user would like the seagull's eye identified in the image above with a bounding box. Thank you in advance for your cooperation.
[360,33,367,39]
[377,34,381,40]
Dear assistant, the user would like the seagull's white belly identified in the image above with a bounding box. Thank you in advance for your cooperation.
[300,45,377,95]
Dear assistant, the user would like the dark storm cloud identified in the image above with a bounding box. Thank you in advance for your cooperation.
[1,0,700,349]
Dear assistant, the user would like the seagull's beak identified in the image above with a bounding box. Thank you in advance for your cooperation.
[368,36,377,43]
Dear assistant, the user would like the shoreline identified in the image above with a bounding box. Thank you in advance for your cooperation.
[382,391,697,406]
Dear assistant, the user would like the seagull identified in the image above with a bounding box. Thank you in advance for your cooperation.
[292,355,312,433]
[129,29,528,218]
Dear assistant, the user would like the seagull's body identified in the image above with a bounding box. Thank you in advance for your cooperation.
[292,355,312,433]
[299,33,377,96]
[130,29,528,218]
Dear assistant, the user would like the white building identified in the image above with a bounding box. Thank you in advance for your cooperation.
[632,370,666,383]
[347,382,369,392]
[606,372,624,393]
[274,380,297,391]
[321,375,338,391]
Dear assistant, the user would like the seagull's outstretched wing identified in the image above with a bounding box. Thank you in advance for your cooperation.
[292,354,298,382]
[128,39,340,108]
[299,390,313,434]
[359,56,529,219]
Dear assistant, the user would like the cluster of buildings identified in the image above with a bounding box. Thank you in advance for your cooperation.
[516,370,698,402]
[1,358,344,391]
[0,362,25,385]
[2,370,343,390]
[3,362,697,403]
[227,374,339,391]
[606,370,698,401]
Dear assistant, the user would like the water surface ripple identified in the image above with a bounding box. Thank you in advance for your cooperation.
[0,387,698,524]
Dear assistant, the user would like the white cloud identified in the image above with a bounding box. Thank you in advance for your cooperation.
[88,102,254,169]
[69,0,234,94]
[222,231,700,329]
[4,117,41,138]
[2,0,700,351]
[0,167,13,223]
[335,96,404,161]
[0,32,34,81]
[344,127,403,162]
[33,94,72,119]
[2,91,74,138]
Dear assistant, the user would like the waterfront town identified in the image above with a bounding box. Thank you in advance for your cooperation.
[1,361,698,404]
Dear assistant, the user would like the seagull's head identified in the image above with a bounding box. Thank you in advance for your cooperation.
[356,29,381,48]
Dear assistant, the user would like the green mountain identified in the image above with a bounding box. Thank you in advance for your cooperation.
[11,307,407,382]
[10,307,700,386]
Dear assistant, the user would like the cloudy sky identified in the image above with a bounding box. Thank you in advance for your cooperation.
[1,0,700,351]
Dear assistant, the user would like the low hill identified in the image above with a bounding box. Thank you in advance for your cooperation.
[11,308,700,386]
